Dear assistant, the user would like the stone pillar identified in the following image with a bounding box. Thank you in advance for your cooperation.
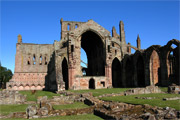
[136,34,141,49]
[127,43,131,53]
[105,36,113,87]
[17,34,22,43]
[119,21,127,54]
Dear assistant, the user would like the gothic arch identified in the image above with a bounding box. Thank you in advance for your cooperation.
[80,30,105,76]
[62,57,69,90]
[112,57,122,88]
[165,41,179,85]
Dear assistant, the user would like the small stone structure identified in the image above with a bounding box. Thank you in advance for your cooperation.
[6,18,180,91]
[168,85,180,94]
[0,90,26,104]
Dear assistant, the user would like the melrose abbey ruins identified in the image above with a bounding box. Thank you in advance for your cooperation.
[6,19,180,91]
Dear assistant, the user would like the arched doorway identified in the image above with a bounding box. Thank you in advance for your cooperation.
[81,31,105,76]
[137,56,145,87]
[62,58,68,90]
[112,58,121,88]
[89,78,95,89]
[150,50,160,85]
[125,59,133,87]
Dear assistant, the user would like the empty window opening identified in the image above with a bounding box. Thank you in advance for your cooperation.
[75,24,78,29]
[115,50,117,55]
[71,45,74,52]
[39,55,42,65]
[89,78,95,89]
[67,24,70,31]
[81,48,87,76]
[108,45,110,53]
[27,57,31,65]
[112,43,114,47]
[101,81,105,87]
[44,56,47,65]
[33,54,36,65]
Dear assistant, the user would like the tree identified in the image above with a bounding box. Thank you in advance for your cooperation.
[0,63,13,89]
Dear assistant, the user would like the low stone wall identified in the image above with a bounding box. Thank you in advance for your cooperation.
[73,76,108,90]
[124,85,162,96]
[24,102,94,119]
[94,103,180,120]
[168,85,180,94]
[0,90,26,104]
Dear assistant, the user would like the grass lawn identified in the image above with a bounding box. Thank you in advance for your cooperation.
[159,87,168,92]
[53,102,89,110]
[101,93,180,110]
[0,104,29,115]
[19,90,59,101]
[69,88,131,97]
[0,114,103,120]
[0,102,89,116]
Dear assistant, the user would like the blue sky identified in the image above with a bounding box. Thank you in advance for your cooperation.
[1,1,179,73]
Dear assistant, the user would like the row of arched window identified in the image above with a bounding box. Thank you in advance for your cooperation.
[27,54,48,65]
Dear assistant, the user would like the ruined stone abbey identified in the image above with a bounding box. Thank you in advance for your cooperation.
[7,19,180,91]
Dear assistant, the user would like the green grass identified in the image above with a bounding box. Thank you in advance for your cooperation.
[0,102,88,116]
[101,93,180,110]
[19,90,59,101]
[53,102,89,110]
[159,87,168,92]
[0,114,103,120]
[69,88,131,97]
[0,104,29,115]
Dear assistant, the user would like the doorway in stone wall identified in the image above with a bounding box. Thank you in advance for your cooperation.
[89,78,95,89]
[62,58,68,90]
[112,57,122,87]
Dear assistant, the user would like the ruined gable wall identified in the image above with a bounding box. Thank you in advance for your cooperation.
[7,43,54,90]
[15,43,54,73]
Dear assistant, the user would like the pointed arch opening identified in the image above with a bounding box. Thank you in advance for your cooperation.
[137,55,145,87]
[167,44,179,85]
[81,30,105,76]
[125,59,133,87]
[150,50,160,85]
[112,58,122,88]
[81,48,87,76]
[62,58,68,90]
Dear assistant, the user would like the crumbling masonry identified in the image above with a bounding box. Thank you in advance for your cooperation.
[6,19,180,91]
